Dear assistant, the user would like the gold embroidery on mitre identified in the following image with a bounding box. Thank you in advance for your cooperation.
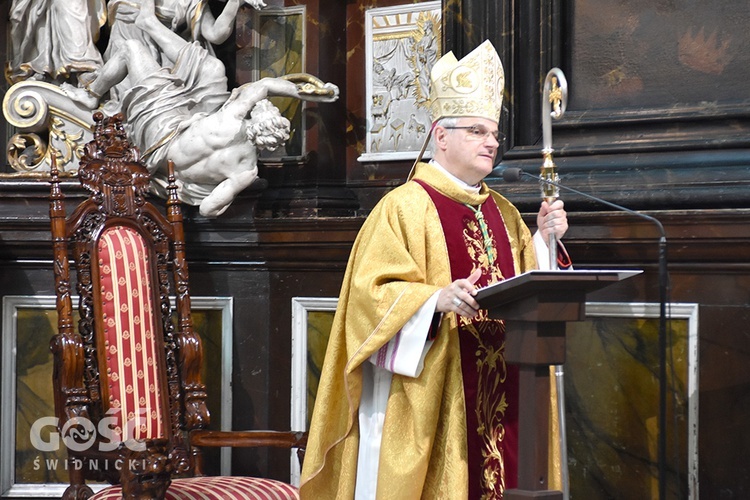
[428,40,505,123]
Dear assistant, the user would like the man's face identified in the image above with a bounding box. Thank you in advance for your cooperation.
[437,117,501,185]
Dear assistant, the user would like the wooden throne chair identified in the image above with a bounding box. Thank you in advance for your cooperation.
[49,112,306,499]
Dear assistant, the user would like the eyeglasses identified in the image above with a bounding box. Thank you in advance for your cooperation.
[442,124,505,143]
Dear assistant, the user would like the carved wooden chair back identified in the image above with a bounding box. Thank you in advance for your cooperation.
[49,112,301,500]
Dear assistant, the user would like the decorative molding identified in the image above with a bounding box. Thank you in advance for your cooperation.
[2,81,95,176]
[583,302,699,499]
[358,2,441,162]
[290,296,338,486]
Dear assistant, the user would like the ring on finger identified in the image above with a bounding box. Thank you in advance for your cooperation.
[451,297,462,307]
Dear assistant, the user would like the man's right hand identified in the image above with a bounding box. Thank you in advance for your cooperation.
[437,268,482,318]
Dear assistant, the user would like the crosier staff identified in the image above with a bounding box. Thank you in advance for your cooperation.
[540,68,568,270]
[541,67,570,500]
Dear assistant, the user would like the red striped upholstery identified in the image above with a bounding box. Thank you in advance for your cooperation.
[98,225,165,442]
[89,476,300,499]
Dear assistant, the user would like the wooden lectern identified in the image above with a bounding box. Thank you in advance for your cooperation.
[475,269,641,499]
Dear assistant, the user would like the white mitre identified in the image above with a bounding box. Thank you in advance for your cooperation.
[428,39,505,123]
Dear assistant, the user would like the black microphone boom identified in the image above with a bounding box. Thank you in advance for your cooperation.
[502,167,665,237]
[502,166,672,499]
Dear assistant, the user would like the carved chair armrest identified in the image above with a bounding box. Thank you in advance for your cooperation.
[189,430,307,449]
[190,430,308,468]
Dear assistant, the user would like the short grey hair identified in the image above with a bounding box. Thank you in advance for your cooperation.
[428,117,460,155]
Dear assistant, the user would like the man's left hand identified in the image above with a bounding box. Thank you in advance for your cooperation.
[536,199,568,244]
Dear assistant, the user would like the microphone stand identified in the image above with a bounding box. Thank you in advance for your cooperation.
[502,167,670,500]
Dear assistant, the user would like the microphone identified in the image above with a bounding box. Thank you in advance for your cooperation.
[502,166,672,498]
[502,167,665,238]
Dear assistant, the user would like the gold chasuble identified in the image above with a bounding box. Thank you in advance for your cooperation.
[300,162,545,499]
